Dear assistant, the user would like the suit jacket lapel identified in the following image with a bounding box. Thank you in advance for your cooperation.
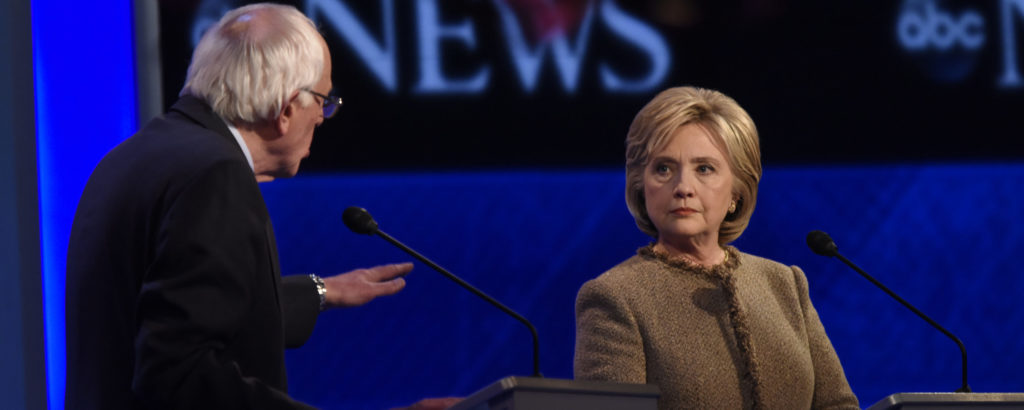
[264,219,283,306]
[169,95,284,307]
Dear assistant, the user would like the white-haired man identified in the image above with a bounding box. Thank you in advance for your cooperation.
[65,4,432,409]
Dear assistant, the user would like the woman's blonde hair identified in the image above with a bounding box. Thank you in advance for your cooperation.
[625,86,762,244]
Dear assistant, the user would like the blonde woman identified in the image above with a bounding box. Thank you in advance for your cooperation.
[574,86,859,409]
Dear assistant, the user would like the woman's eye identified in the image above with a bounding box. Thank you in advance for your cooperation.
[697,164,714,174]
[655,164,671,174]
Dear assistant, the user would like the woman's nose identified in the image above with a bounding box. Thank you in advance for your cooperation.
[673,173,695,198]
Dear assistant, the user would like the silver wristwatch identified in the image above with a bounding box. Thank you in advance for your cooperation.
[308,274,327,311]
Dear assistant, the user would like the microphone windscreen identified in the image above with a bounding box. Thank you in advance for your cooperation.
[343,206,379,235]
[806,230,839,257]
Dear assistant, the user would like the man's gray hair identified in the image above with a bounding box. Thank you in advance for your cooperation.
[181,3,324,124]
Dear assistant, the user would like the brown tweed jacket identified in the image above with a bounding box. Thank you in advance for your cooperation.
[574,246,859,409]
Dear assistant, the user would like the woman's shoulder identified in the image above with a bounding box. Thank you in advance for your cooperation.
[586,253,661,286]
[578,254,657,298]
[734,249,809,290]
[736,250,792,272]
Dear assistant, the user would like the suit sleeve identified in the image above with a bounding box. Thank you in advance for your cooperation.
[281,274,320,348]
[132,160,316,409]
[791,265,860,410]
[574,278,647,383]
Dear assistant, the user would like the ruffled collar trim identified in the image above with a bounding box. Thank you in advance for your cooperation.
[637,243,741,278]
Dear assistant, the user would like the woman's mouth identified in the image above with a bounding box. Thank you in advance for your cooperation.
[670,207,697,216]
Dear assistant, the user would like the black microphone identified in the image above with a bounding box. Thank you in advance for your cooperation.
[343,206,542,377]
[806,230,838,257]
[806,230,970,393]
[342,206,378,234]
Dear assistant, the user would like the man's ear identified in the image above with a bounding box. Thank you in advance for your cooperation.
[275,92,301,137]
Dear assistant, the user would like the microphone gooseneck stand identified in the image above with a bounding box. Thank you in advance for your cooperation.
[344,206,542,377]
[806,230,970,393]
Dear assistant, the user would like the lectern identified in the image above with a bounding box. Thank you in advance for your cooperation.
[867,393,1024,409]
[448,377,659,410]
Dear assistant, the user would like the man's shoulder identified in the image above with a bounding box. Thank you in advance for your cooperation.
[111,108,243,171]
[83,106,252,202]
[140,110,235,153]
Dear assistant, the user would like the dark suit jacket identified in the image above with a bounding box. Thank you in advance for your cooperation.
[66,95,320,409]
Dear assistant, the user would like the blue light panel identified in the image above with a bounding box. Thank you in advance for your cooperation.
[32,1,138,408]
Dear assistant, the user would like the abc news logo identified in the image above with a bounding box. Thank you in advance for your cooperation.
[897,0,984,51]
[895,0,1024,87]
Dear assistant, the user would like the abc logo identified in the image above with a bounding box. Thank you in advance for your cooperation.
[897,0,985,51]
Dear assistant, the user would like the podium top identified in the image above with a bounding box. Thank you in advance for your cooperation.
[477,376,658,395]
[867,392,1024,409]
[450,376,659,410]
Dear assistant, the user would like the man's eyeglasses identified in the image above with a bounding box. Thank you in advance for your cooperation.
[303,89,343,119]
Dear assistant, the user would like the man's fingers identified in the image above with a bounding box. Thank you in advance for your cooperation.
[374,276,406,296]
[323,266,409,308]
[365,262,413,282]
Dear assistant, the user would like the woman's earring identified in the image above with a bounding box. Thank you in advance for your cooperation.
[729,201,737,214]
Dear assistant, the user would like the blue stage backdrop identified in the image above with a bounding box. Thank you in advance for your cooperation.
[32,0,1024,407]
[262,165,1024,409]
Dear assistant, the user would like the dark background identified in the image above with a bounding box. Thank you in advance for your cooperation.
[159,0,1024,170]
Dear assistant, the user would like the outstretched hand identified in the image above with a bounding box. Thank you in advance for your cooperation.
[322,262,412,309]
